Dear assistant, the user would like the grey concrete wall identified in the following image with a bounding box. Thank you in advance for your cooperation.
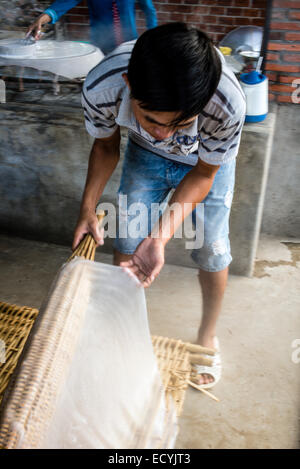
[261,103,300,238]
[230,113,276,276]
[0,103,92,245]
[0,101,277,276]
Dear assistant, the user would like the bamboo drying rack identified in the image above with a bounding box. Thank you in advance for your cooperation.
[0,210,218,421]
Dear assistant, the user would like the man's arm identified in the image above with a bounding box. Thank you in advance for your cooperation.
[72,127,121,250]
[153,158,220,244]
[121,158,219,287]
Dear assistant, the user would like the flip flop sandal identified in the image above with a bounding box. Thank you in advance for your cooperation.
[190,337,221,390]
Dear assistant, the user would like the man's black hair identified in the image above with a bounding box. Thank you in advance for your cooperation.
[127,22,222,126]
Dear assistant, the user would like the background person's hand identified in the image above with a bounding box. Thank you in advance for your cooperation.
[72,210,104,251]
[121,237,165,288]
[26,13,51,40]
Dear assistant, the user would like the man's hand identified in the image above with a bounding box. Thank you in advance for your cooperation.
[121,237,165,288]
[72,209,104,251]
[26,13,51,40]
[71,129,120,252]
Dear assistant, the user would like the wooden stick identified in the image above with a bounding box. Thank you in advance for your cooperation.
[189,354,213,367]
[75,237,88,257]
[67,210,105,263]
[187,379,220,402]
[96,209,105,220]
[185,342,216,356]
[86,235,95,260]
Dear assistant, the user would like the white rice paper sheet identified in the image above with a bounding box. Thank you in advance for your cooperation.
[40,259,178,449]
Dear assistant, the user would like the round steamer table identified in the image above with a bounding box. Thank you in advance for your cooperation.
[0,39,104,79]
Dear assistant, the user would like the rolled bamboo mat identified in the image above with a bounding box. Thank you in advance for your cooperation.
[0,261,92,449]
[67,211,106,263]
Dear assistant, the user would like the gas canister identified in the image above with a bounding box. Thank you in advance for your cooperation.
[239,70,268,123]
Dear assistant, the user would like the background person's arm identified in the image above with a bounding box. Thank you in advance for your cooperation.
[72,127,121,250]
[138,0,158,29]
[27,0,82,39]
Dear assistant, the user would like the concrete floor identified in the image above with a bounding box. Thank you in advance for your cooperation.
[0,233,299,449]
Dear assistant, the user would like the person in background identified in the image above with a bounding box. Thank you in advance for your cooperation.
[27,0,157,54]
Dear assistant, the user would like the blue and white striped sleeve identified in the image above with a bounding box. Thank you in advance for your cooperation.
[81,86,118,140]
[198,108,246,166]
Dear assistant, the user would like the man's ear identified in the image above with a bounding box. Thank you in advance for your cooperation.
[122,73,130,89]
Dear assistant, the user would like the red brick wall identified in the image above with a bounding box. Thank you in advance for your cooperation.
[64,0,267,45]
[266,0,300,104]
[136,1,266,44]
[64,0,90,40]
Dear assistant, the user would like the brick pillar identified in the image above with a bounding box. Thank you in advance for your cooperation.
[266,0,300,104]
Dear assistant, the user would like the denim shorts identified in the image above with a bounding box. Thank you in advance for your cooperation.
[113,138,236,272]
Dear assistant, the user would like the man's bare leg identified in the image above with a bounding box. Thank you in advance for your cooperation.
[195,266,228,385]
[113,249,133,266]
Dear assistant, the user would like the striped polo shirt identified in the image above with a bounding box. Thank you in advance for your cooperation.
[82,40,246,166]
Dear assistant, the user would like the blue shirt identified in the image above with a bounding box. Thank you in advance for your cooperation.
[44,0,157,53]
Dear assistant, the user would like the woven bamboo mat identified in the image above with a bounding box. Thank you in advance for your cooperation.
[0,211,218,424]
[0,302,39,405]
[0,301,192,416]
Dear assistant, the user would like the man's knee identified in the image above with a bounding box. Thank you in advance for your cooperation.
[191,236,232,272]
[113,249,133,266]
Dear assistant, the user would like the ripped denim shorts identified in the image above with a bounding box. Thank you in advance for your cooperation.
[113,138,236,272]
